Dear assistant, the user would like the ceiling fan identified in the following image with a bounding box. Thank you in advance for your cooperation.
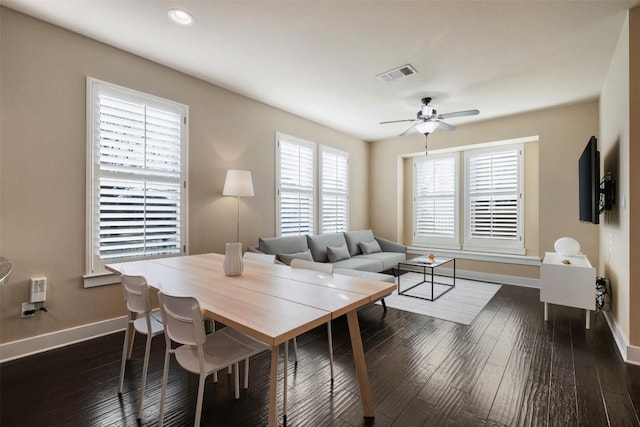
[380,97,479,154]
[380,97,480,135]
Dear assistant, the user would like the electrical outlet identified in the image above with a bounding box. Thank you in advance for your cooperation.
[21,302,35,318]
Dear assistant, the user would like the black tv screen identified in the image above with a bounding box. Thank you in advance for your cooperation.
[578,136,600,224]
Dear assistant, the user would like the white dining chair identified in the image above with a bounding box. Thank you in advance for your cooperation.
[157,291,269,427]
[289,258,336,381]
[290,258,334,274]
[243,251,276,264]
[117,274,165,421]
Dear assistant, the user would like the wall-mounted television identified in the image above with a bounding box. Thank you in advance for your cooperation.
[578,136,600,224]
[579,135,615,224]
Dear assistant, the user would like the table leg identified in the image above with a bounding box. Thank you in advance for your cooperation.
[430,265,434,301]
[346,311,374,419]
[586,310,590,329]
[269,344,279,427]
[284,341,288,421]
[544,302,548,322]
[453,259,456,288]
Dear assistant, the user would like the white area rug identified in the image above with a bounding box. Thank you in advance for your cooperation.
[378,273,502,325]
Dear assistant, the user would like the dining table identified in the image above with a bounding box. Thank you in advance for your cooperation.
[106,252,396,426]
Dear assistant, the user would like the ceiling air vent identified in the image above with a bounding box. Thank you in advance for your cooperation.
[376,64,418,82]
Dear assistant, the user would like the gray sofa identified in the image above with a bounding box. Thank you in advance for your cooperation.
[249,229,406,273]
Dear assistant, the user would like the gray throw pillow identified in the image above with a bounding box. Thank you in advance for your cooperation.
[358,240,382,255]
[277,249,314,266]
[326,244,351,263]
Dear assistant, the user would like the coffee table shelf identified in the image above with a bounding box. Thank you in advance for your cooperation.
[397,258,456,301]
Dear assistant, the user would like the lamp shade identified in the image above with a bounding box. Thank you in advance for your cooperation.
[223,170,254,197]
[414,121,440,134]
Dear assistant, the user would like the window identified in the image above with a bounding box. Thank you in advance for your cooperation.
[275,133,349,236]
[413,153,459,248]
[86,78,188,278]
[276,134,315,236]
[412,142,524,255]
[464,145,523,253]
[320,146,349,233]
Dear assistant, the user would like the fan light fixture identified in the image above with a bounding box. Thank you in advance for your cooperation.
[414,121,440,134]
[168,9,194,26]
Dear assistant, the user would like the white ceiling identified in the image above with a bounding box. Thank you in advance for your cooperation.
[2,0,637,141]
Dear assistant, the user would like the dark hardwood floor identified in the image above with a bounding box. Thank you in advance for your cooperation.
[1,284,639,426]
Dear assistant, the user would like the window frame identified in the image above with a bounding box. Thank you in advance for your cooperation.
[412,152,460,249]
[463,143,524,254]
[275,133,350,237]
[319,145,350,233]
[275,132,317,236]
[85,77,189,283]
[411,140,526,256]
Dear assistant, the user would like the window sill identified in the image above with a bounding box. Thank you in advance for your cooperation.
[408,246,540,266]
[83,273,120,288]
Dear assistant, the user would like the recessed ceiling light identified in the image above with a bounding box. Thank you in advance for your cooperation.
[168,9,194,26]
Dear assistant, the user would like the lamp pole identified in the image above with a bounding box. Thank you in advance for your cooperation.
[235,196,241,243]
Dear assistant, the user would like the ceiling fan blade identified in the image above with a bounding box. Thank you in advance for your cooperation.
[399,123,418,136]
[437,109,480,119]
[437,121,456,131]
[380,119,418,125]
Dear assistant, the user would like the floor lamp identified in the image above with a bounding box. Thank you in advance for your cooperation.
[222,170,255,242]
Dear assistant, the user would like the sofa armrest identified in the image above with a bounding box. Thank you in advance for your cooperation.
[374,236,406,253]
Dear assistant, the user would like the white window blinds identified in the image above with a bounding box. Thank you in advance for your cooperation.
[320,147,349,233]
[413,153,459,248]
[86,78,188,276]
[465,145,522,252]
[277,136,315,236]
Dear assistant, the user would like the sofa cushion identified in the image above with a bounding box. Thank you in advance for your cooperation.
[358,251,406,271]
[307,232,347,263]
[277,249,314,266]
[344,229,376,256]
[358,239,382,255]
[259,235,308,255]
[327,244,351,263]
[332,256,384,272]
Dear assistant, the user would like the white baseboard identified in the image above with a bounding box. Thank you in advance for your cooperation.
[627,345,640,366]
[431,267,540,288]
[0,316,127,363]
[603,311,640,366]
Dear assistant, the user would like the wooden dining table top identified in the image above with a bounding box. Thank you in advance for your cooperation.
[106,252,395,347]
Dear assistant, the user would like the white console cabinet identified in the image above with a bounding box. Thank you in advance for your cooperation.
[540,251,595,329]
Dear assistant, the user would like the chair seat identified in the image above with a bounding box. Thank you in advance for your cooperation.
[221,327,270,353]
[175,327,268,375]
[133,311,164,336]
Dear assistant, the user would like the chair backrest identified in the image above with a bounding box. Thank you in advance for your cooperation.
[121,274,152,314]
[290,258,334,274]
[243,252,276,264]
[158,292,206,347]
